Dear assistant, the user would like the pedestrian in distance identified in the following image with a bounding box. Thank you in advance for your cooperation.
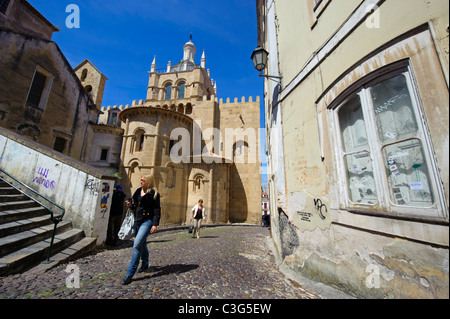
[190,199,206,239]
[262,211,270,228]
[122,174,161,285]
[106,185,126,246]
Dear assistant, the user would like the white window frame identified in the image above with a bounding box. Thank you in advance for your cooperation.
[25,66,54,111]
[308,0,332,28]
[330,64,446,221]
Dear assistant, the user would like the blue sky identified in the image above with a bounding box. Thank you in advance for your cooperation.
[28,0,268,187]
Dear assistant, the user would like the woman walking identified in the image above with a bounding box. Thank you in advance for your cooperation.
[122,174,161,285]
[190,199,206,238]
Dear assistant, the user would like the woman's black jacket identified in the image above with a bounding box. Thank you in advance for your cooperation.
[131,187,161,226]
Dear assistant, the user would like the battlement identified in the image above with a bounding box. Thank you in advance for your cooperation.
[219,96,260,104]
[100,100,143,112]
[100,95,261,112]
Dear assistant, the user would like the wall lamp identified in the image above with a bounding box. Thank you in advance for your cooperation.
[251,46,282,83]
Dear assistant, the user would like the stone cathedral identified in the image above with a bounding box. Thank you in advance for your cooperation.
[77,38,262,226]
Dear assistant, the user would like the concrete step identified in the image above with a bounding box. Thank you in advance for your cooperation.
[0,199,40,212]
[0,206,49,225]
[0,177,98,277]
[0,215,52,238]
[0,193,28,203]
[0,220,72,257]
[0,186,19,196]
[24,237,97,274]
[0,228,87,276]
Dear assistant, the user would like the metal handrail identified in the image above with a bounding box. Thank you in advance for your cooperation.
[0,167,65,263]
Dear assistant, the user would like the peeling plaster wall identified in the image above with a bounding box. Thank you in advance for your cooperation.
[283,224,449,299]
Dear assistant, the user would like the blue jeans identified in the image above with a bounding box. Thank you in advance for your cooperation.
[126,219,153,277]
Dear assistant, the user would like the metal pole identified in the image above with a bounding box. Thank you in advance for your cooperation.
[42,220,58,264]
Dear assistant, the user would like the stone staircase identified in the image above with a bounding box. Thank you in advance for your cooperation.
[0,178,97,276]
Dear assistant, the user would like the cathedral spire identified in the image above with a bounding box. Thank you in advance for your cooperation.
[201,50,206,69]
[151,55,156,72]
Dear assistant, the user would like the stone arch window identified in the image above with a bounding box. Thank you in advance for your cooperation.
[233,141,249,163]
[177,104,184,113]
[81,69,88,82]
[185,103,192,114]
[165,83,172,100]
[193,174,205,192]
[178,82,186,99]
[131,129,145,153]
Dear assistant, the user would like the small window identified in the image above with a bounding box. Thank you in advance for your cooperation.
[81,69,88,82]
[0,0,10,14]
[132,130,145,153]
[108,112,119,126]
[53,137,67,153]
[138,134,144,152]
[100,148,108,161]
[26,71,47,108]
[169,139,175,154]
[193,175,204,192]
[165,84,172,100]
[178,82,185,99]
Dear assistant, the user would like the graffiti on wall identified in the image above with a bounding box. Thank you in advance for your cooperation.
[296,197,328,223]
[33,167,56,190]
[313,198,327,220]
[100,182,110,219]
[85,178,100,196]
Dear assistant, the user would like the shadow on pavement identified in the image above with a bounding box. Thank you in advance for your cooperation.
[134,264,199,281]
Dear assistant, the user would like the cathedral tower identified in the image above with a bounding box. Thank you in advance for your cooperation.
[74,59,108,107]
[99,37,261,226]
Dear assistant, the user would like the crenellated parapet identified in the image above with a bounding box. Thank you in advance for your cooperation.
[218,96,260,105]
[99,94,260,125]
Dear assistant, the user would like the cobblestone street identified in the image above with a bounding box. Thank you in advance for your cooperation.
[0,226,323,300]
